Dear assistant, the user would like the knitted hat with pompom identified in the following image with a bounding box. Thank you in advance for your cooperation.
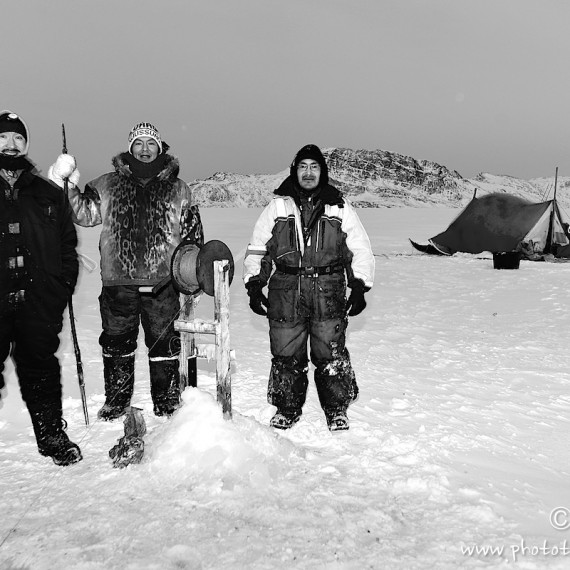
[128,122,162,154]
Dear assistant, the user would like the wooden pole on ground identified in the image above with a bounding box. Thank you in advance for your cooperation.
[214,260,232,419]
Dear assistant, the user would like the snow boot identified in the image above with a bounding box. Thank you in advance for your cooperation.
[29,404,82,466]
[270,409,302,430]
[37,429,83,466]
[20,373,82,466]
[149,358,181,417]
[98,355,135,421]
[325,409,349,432]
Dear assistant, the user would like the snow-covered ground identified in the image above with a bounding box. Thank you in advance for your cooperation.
[2,207,570,570]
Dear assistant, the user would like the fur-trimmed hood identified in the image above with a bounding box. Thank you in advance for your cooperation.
[111,152,180,182]
[274,176,344,208]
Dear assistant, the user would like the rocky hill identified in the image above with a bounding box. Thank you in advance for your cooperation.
[188,147,569,209]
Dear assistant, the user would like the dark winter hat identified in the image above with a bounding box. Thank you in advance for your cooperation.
[0,110,29,152]
[290,144,329,187]
[128,122,163,154]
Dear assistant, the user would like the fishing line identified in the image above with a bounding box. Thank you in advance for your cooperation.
[0,445,80,553]
[0,292,198,557]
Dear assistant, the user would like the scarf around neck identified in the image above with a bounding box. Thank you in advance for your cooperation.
[120,152,169,180]
[0,154,33,172]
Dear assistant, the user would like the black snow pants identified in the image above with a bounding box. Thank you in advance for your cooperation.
[98,283,181,409]
[268,315,358,414]
[0,285,67,418]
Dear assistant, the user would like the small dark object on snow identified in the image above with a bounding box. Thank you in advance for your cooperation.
[109,407,146,468]
[493,251,521,270]
[409,239,451,256]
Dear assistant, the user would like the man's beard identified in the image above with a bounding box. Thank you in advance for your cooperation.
[0,153,31,171]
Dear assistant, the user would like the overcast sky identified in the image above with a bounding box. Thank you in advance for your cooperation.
[5,0,570,184]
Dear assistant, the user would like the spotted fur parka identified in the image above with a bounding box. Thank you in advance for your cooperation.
[68,153,203,286]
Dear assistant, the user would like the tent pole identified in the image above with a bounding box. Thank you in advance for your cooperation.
[547,167,560,254]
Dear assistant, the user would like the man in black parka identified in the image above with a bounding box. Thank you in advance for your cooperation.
[0,110,81,466]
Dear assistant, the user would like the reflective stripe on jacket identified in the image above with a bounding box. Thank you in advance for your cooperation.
[244,191,374,289]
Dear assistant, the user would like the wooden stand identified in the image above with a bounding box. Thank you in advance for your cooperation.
[175,260,233,419]
[178,292,198,390]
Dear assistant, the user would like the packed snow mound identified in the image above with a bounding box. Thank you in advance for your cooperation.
[147,389,300,490]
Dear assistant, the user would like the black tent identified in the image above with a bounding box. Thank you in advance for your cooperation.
[411,193,570,260]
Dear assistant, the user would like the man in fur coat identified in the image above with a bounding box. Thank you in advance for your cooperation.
[49,122,203,420]
[0,111,81,465]
[243,144,374,432]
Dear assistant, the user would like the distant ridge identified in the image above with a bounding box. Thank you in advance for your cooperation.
[188,147,569,209]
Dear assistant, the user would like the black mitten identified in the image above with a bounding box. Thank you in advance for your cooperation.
[246,280,268,316]
[346,280,367,316]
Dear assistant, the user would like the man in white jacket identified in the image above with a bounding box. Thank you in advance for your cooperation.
[244,144,374,432]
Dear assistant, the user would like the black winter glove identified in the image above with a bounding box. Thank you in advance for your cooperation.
[346,280,367,317]
[246,280,268,316]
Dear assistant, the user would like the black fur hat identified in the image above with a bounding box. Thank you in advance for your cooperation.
[290,144,329,187]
